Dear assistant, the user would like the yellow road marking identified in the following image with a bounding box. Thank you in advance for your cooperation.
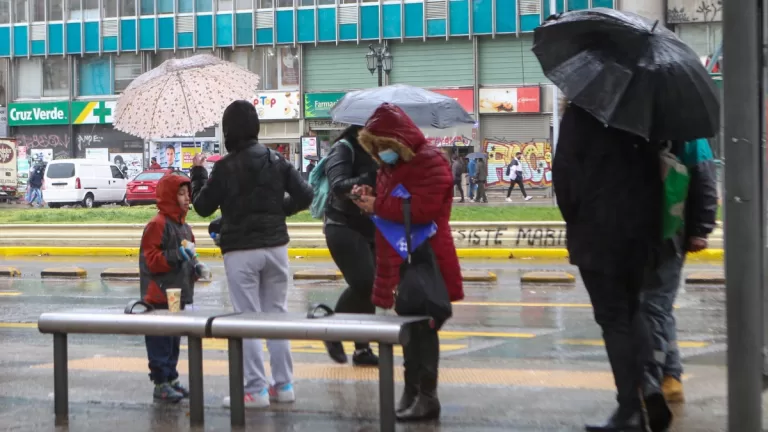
[182,339,467,355]
[33,356,620,390]
[560,339,711,348]
[0,322,36,328]
[0,292,21,297]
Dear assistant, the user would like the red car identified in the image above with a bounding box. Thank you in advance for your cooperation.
[125,169,172,206]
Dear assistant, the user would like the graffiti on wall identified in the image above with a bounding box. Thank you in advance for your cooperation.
[15,133,70,149]
[483,138,552,187]
[667,0,722,23]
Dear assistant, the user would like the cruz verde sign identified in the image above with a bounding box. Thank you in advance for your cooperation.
[72,100,116,124]
[304,92,346,119]
[8,102,69,126]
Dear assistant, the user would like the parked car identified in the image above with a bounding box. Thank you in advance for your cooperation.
[43,159,128,209]
[125,169,172,206]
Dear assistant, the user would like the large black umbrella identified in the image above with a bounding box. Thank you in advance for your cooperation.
[330,84,475,129]
[532,8,719,142]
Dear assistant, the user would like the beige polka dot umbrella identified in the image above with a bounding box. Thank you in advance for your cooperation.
[114,54,260,139]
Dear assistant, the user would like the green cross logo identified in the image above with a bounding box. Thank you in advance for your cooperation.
[93,101,112,124]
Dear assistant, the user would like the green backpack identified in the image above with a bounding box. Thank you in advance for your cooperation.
[308,139,355,219]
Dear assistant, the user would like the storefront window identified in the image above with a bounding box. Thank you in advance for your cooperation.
[0,0,8,23]
[152,49,193,67]
[317,0,334,5]
[277,0,292,6]
[14,0,27,22]
[235,0,250,9]
[227,47,299,90]
[121,0,136,15]
[178,0,193,13]
[257,0,272,8]
[157,0,173,13]
[674,22,721,57]
[114,54,142,93]
[83,0,98,19]
[16,58,69,98]
[77,54,142,96]
[44,57,68,97]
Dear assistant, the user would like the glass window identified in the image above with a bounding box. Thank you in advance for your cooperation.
[227,47,299,90]
[120,0,136,15]
[49,0,63,19]
[83,0,98,19]
[157,0,172,13]
[16,58,42,98]
[79,56,111,96]
[235,0,250,9]
[31,0,42,20]
[140,0,153,14]
[110,166,124,178]
[195,0,212,11]
[178,0,193,12]
[216,0,232,10]
[47,163,76,178]
[135,171,166,181]
[103,0,117,17]
[114,54,141,93]
[0,0,9,24]
[277,0,291,7]
[67,0,81,19]
[299,0,313,5]
[14,0,27,22]
[152,50,193,67]
[257,0,271,8]
[0,60,7,106]
[43,57,69,97]
[317,0,334,5]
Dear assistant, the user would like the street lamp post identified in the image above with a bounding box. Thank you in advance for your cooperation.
[365,44,393,87]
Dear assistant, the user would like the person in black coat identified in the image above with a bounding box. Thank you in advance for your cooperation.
[554,103,671,432]
[322,125,380,366]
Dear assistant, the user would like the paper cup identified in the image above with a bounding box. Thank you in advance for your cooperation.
[167,288,182,313]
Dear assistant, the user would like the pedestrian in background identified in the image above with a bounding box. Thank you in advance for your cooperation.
[189,100,313,409]
[642,138,718,404]
[473,156,488,203]
[150,157,162,170]
[451,155,465,203]
[26,162,44,208]
[505,152,532,202]
[353,103,464,422]
[321,125,380,367]
[467,157,477,200]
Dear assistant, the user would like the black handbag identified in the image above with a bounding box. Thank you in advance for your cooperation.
[394,198,452,328]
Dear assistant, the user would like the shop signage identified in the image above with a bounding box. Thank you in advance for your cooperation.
[305,92,346,119]
[301,136,317,173]
[431,89,475,114]
[308,120,347,130]
[478,87,540,114]
[252,91,301,120]
[72,100,116,124]
[8,102,69,126]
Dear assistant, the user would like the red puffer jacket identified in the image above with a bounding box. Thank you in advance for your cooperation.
[358,103,464,309]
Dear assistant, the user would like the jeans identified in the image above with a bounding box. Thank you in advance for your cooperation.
[145,335,181,385]
[580,266,654,409]
[641,241,684,380]
[325,224,376,350]
[468,180,477,199]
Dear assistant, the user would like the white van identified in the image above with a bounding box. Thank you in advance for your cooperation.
[43,159,128,208]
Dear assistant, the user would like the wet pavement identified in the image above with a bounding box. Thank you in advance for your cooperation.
[0,257,738,431]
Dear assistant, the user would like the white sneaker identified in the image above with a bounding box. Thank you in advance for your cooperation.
[222,388,270,409]
[269,383,295,403]
[505,197,512,202]
[525,196,533,201]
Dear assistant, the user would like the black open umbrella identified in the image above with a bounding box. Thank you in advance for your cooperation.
[532,8,719,142]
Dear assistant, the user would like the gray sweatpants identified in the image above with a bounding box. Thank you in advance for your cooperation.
[223,246,293,395]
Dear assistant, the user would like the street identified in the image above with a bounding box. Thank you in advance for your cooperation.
[0,257,738,431]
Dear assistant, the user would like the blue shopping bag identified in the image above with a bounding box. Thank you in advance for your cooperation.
[371,184,437,259]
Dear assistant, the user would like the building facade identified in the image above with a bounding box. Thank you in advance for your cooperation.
[0,0,616,182]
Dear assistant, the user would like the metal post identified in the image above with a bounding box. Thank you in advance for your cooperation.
[378,343,395,432]
[723,0,764,427]
[228,338,245,427]
[53,333,68,425]
[187,336,204,426]
[377,63,383,87]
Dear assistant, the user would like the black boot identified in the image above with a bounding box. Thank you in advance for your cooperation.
[585,406,643,432]
[323,341,347,364]
[396,326,441,422]
[396,341,419,413]
[642,372,673,432]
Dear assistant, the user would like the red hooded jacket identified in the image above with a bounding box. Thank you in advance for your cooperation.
[358,103,464,309]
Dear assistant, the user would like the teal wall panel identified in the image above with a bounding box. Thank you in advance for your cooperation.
[256,28,273,44]
[389,39,472,86]
[592,0,613,7]
[216,14,233,46]
[297,9,315,43]
[121,19,137,51]
[196,15,213,47]
[67,23,81,53]
[478,35,547,85]
[178,32,193,48]
[473,0,491,34]
[84,22,99,52]
[318,8,335,41]
[276,10,294,44]
[360,5,379,40]
[568,0,588,9]
[139,18,155,49]
[449,0,469,35]
[102,36,118,52]
[496,0,516,33]
[403,3,422,38]
[339,23,356,41]
[13,26,26,56]
[304,43,381,91]
[520,14,539,32]
[158,17,174,49]
[382,4,400,38]
[48,23,64,54]
[426,19,446,37]
[0,27,9,56]
[236,12,254,45]
[31,40,45,55]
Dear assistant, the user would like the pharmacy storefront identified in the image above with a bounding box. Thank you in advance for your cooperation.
[9,101,72,163]
[304,92,348,161]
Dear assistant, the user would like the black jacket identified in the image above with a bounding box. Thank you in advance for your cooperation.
[324,140,378,239]
[29,167,43,188]
[554,105,663,272]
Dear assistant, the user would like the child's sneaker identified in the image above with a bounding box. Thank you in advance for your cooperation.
[170,380,189,398]
[153,383,184,403]
[269,383,295,403]
[222,388,270,409]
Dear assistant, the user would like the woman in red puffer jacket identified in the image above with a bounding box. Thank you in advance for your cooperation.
[351,103,463,423]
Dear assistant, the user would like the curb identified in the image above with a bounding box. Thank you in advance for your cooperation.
[0,246,726,261]
[293,269,343,281]
[461,271,498,282]
[101,268,140,280]
[685,271,725,285]
[41,267,87,279]
[521,271,576,284]
[0,266,21,277]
